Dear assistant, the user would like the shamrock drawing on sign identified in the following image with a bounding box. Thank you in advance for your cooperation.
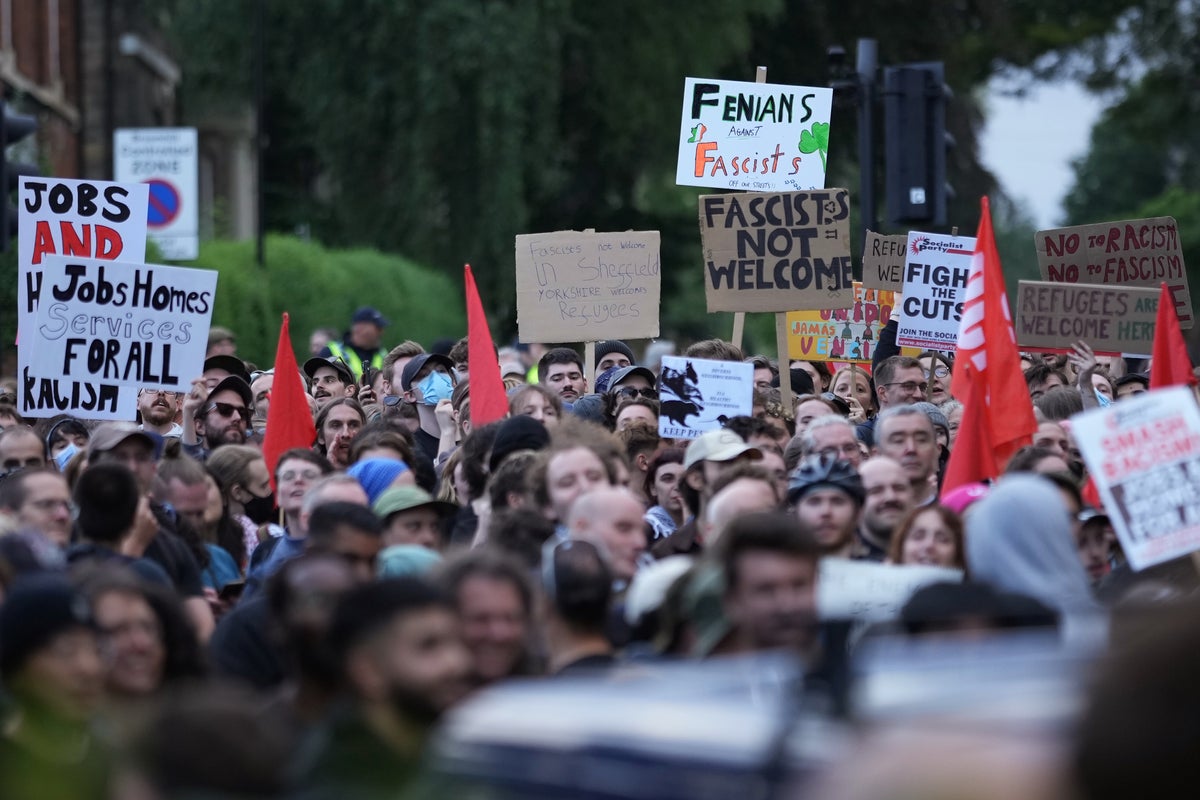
[798,121,829,172]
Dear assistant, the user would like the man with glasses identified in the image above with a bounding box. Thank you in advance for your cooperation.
[603,365,659,424]
[802,416,864,468]
[857,355,928,447]
[182,375,254,459]
[0,467,72,546]
[137,388,182,438]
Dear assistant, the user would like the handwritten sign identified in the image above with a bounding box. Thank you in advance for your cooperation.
[817,558,963,622]
[896,231,976,350]
[676,77,834,193]
[18,177,149,419]
[861,231,909,292]
[786,282,896,362]
[699,189,853,313]
[657,356,753,440]
[1036,216,1191,328]
[1014,280,1159,356]
[1073,387,1200,571]
[30,256,217,392]
[514,230,661,343]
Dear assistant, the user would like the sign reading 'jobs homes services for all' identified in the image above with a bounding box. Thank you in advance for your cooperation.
[676,77,833,193]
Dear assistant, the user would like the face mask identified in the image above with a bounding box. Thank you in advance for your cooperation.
[242,491,277,525]
[416,371,454,406]
[1096,389,1112,407]
[53,443,79,472]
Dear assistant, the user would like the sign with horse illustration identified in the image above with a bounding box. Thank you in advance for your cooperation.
[657,356,754,439]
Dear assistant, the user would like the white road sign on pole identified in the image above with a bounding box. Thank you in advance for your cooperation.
[114,128,199,260]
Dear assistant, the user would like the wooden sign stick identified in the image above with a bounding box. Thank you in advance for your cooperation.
[585,341,596,393]
[729,65,769,352]
[776,313,794,421]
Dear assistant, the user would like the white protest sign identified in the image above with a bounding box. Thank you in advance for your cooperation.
[896,231,976,350]
[817,557,964,623]
[114,128,200,260]
[18,177,149,419]
[30,256,217,393]
[657,356,754,440]
[1072,387,1200,571]
[514,230,661,343]
[676,77,833,192]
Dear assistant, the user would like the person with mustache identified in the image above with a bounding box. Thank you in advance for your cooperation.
[853,456,916,562]
[137,388,183,438]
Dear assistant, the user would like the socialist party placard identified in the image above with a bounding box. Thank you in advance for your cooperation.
[896,231,977,350]
[30,256,217,393]
[18,177,149,419]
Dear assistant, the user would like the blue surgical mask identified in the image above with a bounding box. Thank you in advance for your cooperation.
[1096,389,1112,407]
[416,371,454,406]
[53,443,79,472]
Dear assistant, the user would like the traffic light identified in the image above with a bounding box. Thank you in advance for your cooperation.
[1,99,38,252]
[883,62,952,227]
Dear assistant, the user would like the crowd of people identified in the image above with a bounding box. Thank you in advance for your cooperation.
[0,305,1191,799]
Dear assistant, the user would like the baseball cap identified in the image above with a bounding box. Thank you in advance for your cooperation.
[683,429,762,470]
[303,356,354,386]
[203,354,251,385]
[0,575,96,679]
[400,353,454,392]
[351,306,389,327]
[605,365,656,393]
[207,375,254,409]
[87,421,156,458]
[1114,372,1149,390]
[373,485,457,521]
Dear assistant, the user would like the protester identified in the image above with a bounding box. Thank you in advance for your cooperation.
[567,487,646,585]
[787,456,864,558]
[400,353,458,462]
[303,356,358,409]
[859,356,926,446]
[0,426,46,474]
[542,539,617,675]
[702,464,781,547]
[643,448,686,541]
[855,455,915,561]
[206,445,276,561]
[874,406,940,505]
[374,486,457,552]
[314,398,366,470]
[137,389,183,438]
[538,347,588,402]
[887,505,967,569]
[917,351,954,405]
[831,364,875,424]
[0,467,73,546]
[508,383,562,428]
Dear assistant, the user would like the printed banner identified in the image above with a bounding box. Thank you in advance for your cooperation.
[1014,280,1159,356]
[817,558,963,622]
[786,281,896,362]
[657,356,753,440]
[514,230,661,344]
[676,77,834,192]
[896,231,976,350]
[18,177,149,419]
[1072,387,1200,571]
[860,231,909,292]
[699,189,853,312]
[1036,216,1191,328]
[30,256,217,392]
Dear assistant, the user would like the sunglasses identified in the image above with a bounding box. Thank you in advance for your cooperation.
[383,395,403,407]
[614,386,658,400]
[204,402,252,423]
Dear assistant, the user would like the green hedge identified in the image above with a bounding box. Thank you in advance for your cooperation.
[181,235,466,367]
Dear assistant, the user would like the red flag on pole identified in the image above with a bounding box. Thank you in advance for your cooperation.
[1150,282,1197,389]
[262,312,316,490]
[945,197,1037,488]
[465,264,509,426]
[942,364,999,492]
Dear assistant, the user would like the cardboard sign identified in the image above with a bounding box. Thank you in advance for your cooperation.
[657,356,753,439]
[1036,216,1191,328]
[1014,280,1159,356]
[30,256,217,392]
[817,558,963,622]
[1072,387,1200,571]
[860,231,909,292]
[676,77,834,192]
[699,189,853,312]
[18,177,149,419]
[896,231,976,350]
[786,282,897,361]
[514,230,661,344]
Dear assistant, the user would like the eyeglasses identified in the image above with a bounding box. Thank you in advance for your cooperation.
[816,443,862,460]
[614,386,658,400]
[923,366,950,379]
[382,395,403,407]
[204,402,251,423]
[882,381,928,394]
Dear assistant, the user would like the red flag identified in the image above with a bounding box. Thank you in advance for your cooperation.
[262,312,317,490]
[465,264,508,426]
[1150,282,1197,389]
[942,364,999,492]
[948,196,1037,481]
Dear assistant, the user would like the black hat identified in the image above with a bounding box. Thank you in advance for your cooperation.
[208,375,254,409]
[594,340,635,367]
[1114,372,1150,390]
[351,307,389,327]
[0,575,96,679]
[203,354,251,386]
[400,353,454,392]
[303,356,354,386]
[489,415,551,472]
[773,367,815,396]
[605,365,656,393]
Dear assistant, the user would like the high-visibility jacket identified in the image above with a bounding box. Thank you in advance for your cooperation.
[327,341,385,381]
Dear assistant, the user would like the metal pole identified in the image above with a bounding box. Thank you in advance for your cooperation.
[254,0,265,266]
[856,38,877,252]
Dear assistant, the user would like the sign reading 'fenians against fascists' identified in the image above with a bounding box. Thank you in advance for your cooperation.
[699,189,853,313]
